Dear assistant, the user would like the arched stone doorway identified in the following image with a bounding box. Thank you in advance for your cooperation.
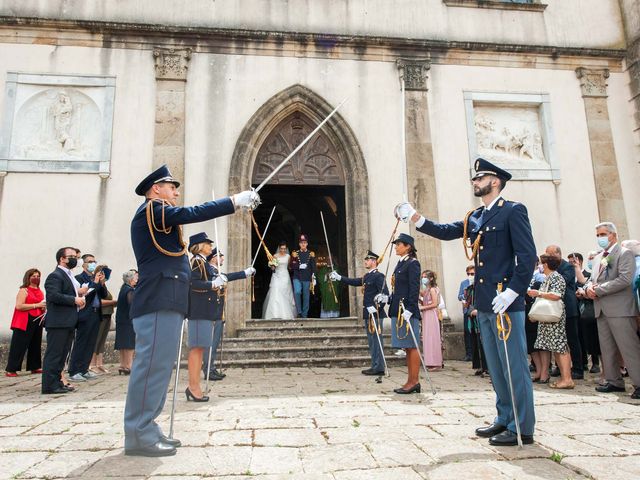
[227,85,369,334]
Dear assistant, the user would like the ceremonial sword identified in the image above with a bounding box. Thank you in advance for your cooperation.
[401,300,436,396]
[169,317,186,440]
[253,98,348,194]
[320,210,338,303]
[368,311,389,380]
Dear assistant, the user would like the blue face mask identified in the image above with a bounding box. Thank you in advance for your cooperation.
[87,262,97,273]
[421,278,428,286]
[597,237,610,249]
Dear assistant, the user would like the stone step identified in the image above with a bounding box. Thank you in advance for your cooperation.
[244,317,360,328]
[217,355,407,369]
[223,333,390,349]
[237,325,364,338]
[220,344,401,361]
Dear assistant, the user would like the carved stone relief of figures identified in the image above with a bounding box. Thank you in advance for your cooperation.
[473,105,546,166]
[10,86,102,161]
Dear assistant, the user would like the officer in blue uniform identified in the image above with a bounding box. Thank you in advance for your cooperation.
[289,234,317,318]
[395,158,537,446]
[124,164,259,457]
[202,247,254,381]
[330,250,389,375]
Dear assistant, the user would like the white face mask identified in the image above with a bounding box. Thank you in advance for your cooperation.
[421,278,428,286]
[468,275,475,283]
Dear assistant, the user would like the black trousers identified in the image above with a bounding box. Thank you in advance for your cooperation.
[470,326,487,371]
[463,314,473,358]
[42,327,74,393]
[565,315,584,375]
[5,316,43,372]
[68,309,101,376]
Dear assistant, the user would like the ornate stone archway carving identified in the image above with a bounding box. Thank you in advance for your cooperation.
[227,85,369,333]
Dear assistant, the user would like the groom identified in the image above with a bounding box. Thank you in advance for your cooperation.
[289,234,316,318]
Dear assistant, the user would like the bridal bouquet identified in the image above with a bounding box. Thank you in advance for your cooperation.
[268,257,279,268]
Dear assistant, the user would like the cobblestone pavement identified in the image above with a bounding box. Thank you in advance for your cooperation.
[1,361,639,479]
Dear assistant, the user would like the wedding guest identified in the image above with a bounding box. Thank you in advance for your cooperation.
[419,270,443,371]
[530,254,574,389]
[5,269,46,376]
[115,269,138,375]
[90,265,117,374]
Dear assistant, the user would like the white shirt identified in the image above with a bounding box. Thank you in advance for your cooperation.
[57,265,80,295]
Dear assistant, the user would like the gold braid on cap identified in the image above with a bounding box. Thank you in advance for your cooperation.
[462,208,482,261]
[145,199,187,257]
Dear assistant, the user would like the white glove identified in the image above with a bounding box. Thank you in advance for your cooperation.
[402,310,413,322]
[244,267,256,277]
[233,190,261,210]
[374,293,388,304]
[211,274,228,289]
[311,274,316,287]
[366,306,377,315]
[492,288,519,314]
[299,263,308,270]
[394,202,416,223]
[329,271,341,281]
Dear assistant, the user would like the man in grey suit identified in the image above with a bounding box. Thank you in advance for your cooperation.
[586,222,640,399]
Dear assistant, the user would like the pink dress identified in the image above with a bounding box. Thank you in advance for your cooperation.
[421,287,443,367]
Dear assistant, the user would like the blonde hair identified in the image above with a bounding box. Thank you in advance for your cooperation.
[189,243,205,256]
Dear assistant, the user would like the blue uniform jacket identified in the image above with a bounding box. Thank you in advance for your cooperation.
[75,271,107,320]
[416,198,536,313]
[341,268,389,319]
[388,257,421,319]
[130,197,235,318]
[208,265,246,320]
[289,250,316,281]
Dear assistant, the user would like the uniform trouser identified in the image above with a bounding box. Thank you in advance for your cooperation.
[565,315,583,375]
[42,327,74,393]
[364,317,385,372]
[477,310,535,436]
[68,310,101,376]
[203,320,224,375]
[6,317,43,372]
[293,279,311,317]
[124,310,183,449]
[463,314,473,358]
[597,315,640,389]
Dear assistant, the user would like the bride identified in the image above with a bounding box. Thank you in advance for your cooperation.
[262,241,298,319]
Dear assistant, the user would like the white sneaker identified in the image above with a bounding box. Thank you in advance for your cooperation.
[394,349,406,357]
[69,373,87,382]
[83,371,98,379]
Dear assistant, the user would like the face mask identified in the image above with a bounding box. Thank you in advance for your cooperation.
[587,260,593,270]
[421,278,428,286]
[597,237,610,249]
[87,262,97,273]
[66,257,78,269]
[30,277,40,287]
[468,275,475,283]
[538,265,544,274]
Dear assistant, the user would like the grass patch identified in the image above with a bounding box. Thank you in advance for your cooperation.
[550,451,563,463]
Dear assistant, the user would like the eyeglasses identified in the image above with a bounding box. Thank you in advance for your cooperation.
[65,256,77,259]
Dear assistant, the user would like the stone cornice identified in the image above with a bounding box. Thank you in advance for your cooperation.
[443,0,547,12]
[0,15,626,71]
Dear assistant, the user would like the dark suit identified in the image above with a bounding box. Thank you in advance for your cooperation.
[341,268,389,372]
[416,197,537,436]
[42,267,79,393]
[68,270,107,376]
[557,259,583,375]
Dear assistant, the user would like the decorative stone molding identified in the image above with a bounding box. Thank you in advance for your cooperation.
[153,47,192,81]
[575,67,610,98]
[443,0,547,11]
[397,58,431,91]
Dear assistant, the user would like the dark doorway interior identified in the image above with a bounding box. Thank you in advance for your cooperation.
[250,184,349,319]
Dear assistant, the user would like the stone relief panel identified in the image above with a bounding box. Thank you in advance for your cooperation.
[1,73,115,176]
[464,92,558,182]
[252,112,345,186]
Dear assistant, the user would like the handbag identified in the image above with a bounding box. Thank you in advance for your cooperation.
[529,283,563,323]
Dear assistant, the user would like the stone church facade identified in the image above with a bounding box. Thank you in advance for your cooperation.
[0,0,639,335]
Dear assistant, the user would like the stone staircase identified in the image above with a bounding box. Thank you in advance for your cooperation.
[221,317,406,369]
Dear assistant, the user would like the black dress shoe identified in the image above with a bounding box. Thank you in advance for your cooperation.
[362,368,385,376]
[550,366,560,377]
[595,383,626,393]
[475,423,506,438]
[125,441,177,457]
[393,383,421,394]
[631,387,640,399]
[160,435,182,447]
[213,369,227,379]
[185,387,210,402]
[571,371,584,380]
[489,430,534,446]
[42,387,70,394]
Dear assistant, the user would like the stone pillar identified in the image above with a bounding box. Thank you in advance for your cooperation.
[152,47,192,196]
[576,67,629,239]
[619,0,640,144]
[396,59,444,283]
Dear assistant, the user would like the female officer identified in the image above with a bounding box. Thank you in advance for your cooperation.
[386,233,422,394]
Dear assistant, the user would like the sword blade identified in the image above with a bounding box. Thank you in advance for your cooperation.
[497,311,523,448]
[169,318,186,439]
[406,316,436,396]
[254,98,348,193]
[370,312,389,377]
[251,206,276,267]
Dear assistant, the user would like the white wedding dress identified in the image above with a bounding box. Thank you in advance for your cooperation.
[262,254,298,320]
